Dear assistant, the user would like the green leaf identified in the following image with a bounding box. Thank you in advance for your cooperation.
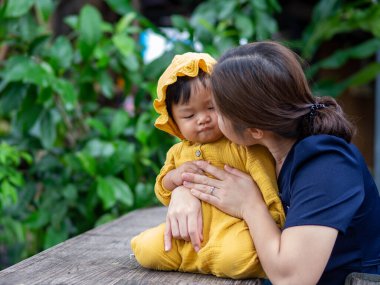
[41,110,57,148]
[8,171,24,187]
[63,184,78,201]
[251,0,267,11]
[25,210,50,229]
[255,11,277,40]
[96,176,117,209]
[135,112,153,144]
[308,39,380,78]
[105,0,135,15]
[121,54,140,72]
[235,14,254,39]
[110,110,129,138]
[267,0,281,12]
[50,204,68,228]
[52,78,77,110]
[0,83,26,115]
[1,56,51,88]
[78,5,102,60]
[218,1,236,19]
[115,12,136,33]
[1,180,18,206]
[37,88,53,104]
[84,139,115,157]
[171,15,191,31]
[44,225,68,249]
[76,152,97,176]
[16,94,43,134]
[313,63,380,97]
[49,36,73,71]
[95,213,116,227]
[98,71,114,99]
[30,110,57,149]
[35,0,54,22]
[134,182,155,208]
[105,176,133,207]
[102,142,135,176]
[63,15,78,30]
[4,0,35,18]
[86,118,109,138]
[112,34,135,58]
[0,217,25,244]
[309,0,340,23]
[20,152,32,164]
[344,62,380,87]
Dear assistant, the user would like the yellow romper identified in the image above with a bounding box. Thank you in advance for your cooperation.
[130,52,285,279]
[131,137,285,279]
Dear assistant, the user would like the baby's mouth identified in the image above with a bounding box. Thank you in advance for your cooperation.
[200,126,213,132]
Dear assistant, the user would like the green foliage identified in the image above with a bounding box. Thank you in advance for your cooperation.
[0,143,31,210]
[0,0,174,268]
[299,0,380,97]
[0,142,31,265]
[170,0,281,56]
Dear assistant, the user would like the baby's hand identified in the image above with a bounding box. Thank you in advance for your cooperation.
[173,162,204,186]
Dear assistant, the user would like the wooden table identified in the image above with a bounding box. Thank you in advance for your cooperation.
[0,207,261,285]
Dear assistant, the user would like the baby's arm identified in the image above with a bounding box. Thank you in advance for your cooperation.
[155,144,203,206]
[163,162,204,191]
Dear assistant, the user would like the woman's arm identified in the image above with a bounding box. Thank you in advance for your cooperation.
[243,201,337,285]
[183,161,337,285]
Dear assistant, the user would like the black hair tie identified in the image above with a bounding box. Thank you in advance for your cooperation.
[309,103,326,119]
[309,103,327,134]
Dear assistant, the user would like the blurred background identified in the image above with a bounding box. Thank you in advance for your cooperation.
[1,0,379,269]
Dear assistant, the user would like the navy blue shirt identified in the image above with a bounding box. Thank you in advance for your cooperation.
[278,135,380,285]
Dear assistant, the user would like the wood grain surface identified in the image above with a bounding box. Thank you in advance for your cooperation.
[0,207,261,285]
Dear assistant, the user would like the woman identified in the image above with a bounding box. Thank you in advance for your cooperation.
[166,41,380,285]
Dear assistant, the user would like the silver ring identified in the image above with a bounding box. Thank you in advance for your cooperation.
[209,186,215,195]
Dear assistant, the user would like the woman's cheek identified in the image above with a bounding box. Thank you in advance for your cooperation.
[217,117,229,137]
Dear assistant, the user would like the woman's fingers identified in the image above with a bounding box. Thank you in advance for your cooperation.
[170,216,180,240]
[178,216,190,242]
[224,164,249,178]
[190,188,220,206]
[193,161,227,180]
[182,172,220,189]
[197,209,203,242]
[187,212,201,252]
[164,218,172,251]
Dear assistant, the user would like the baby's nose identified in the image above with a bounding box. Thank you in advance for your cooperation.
[199,113,211,124]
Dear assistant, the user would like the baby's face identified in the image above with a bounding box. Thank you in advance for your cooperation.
[172,83,223,144]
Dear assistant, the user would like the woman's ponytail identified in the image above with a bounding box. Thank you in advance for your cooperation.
[300,96,356,142]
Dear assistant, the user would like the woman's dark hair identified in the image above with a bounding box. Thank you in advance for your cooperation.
[211,41,355,142]
[166,70,210,119]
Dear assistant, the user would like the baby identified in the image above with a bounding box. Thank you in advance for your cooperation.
[131,52,285,279]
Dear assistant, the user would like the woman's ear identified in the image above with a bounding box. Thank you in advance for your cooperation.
[247,128,264,140]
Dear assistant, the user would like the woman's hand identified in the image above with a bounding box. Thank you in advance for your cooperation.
[182,161,263,220]
[165,186,203,252]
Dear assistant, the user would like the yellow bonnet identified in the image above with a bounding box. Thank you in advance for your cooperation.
[153,52,217,140]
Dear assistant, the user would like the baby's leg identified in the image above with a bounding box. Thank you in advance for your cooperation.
[130,223,181,271]
[212,222,266,279]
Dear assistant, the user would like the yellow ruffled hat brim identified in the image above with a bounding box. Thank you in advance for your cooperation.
[154,52,217,139]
